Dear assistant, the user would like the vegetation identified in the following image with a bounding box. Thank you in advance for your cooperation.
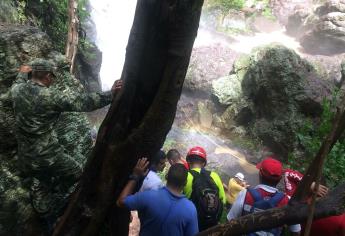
[289,94,345,187]
[8,0,89,53]
[207,0,245,13]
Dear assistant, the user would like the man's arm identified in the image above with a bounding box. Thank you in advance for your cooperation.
[227,189,246,221]
[116,158,149,208]
[16,65,32,82]
[48,79,123,112]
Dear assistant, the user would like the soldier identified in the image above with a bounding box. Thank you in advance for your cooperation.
[11,58,122,231]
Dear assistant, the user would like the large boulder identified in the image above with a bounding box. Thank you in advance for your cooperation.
[286,0,345,55]
[270,0,313,25]
[212,44,334,158]
[0,25,93,234]
[184,44,241,96]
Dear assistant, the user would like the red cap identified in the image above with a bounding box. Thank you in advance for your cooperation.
[256,157,283,180]
[186,146,207,162]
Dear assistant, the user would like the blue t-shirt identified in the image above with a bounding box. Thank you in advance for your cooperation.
[124,187,198,236]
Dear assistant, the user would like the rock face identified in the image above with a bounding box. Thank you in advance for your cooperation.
[286,0,345,55]
[0,25,92,234]
[270,0,313,25]
[184,44,239,96]
[75,42,102,92]
[0,1,18,23]
[212,44,334,158]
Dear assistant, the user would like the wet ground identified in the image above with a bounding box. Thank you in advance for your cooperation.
[88,107,260,187]
[166,124,259,186]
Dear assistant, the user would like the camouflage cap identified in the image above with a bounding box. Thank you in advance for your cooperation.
[29,58,57,76]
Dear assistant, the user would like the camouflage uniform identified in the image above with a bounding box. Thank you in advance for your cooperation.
[10,59,112,224]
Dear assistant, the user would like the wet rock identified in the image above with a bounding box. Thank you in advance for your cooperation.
[301,12,345,55]
[75,42,102,92]
[214,44,334,158]
[184,44,239,96]
[197,101,213,129]
[270,0,313,25]
[211,54,250,106]
[212,75,242,105]
[286,0,345,55]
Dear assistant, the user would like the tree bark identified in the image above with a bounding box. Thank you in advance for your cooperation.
[197,182,345,236]
[65,0,79,73]
[53,0,204,235]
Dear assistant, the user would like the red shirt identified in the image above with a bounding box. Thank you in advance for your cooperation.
[284,169,303,198]
[181,159,189,170]
[305,214,345,236]
[284,169,345,236]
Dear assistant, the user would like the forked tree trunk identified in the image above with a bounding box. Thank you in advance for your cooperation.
[53,0,204,235]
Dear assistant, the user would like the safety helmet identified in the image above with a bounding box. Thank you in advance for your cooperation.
[186,146,207,163]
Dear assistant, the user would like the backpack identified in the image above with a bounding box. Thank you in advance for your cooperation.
[190,168,223,229]
[243,188,285,236]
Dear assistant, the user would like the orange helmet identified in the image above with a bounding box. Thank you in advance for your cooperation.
[186,146,207,163]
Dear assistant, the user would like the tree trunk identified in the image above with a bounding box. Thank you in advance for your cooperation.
[197,182,345,236]
[53,0,204,235]
[65,0,79,73]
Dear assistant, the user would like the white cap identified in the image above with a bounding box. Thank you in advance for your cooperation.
[235,172,245,181]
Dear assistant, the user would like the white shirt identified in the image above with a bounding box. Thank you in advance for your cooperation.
[139,170,163,192]
[227,184,301,233]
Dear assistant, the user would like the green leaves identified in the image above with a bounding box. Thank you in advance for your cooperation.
[290,93,345,187]
[21,0,89,53]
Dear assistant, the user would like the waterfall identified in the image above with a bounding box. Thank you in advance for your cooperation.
[90,0,137,91]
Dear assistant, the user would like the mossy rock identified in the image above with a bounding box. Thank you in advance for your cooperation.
[215,44,334,158]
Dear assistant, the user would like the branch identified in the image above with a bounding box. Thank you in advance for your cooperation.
[197,183,345,236]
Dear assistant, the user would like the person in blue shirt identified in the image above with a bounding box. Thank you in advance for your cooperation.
[117,158,199,236]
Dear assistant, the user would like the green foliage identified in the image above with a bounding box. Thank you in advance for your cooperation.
[208,0,245,13]
[14,0,90,53]
[261,6,275,20]
[289,94,345,187]
[0,0,26,23]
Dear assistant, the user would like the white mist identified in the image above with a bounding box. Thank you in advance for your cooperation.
[90,0,137,91]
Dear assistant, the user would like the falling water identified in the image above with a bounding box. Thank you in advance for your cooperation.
[89,0,137,91]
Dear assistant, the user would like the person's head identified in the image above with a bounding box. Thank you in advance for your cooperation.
[166,163,188,190]
[167,149,181,165]
[151,150,167,172]
[29,59,56,87]
[186,146,207,168]
[234,172,245,184]
[256,157,283,187]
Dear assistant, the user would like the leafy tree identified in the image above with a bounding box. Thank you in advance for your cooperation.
[289,94,345,187]
[208,0,245,13]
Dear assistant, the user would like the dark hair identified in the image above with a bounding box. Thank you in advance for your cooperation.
[32,71,51,80]
[167,149,181,161]
[186,155,205,164]
[151,150,166,165]
[259,174,281,187]
[166,163,188,188]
